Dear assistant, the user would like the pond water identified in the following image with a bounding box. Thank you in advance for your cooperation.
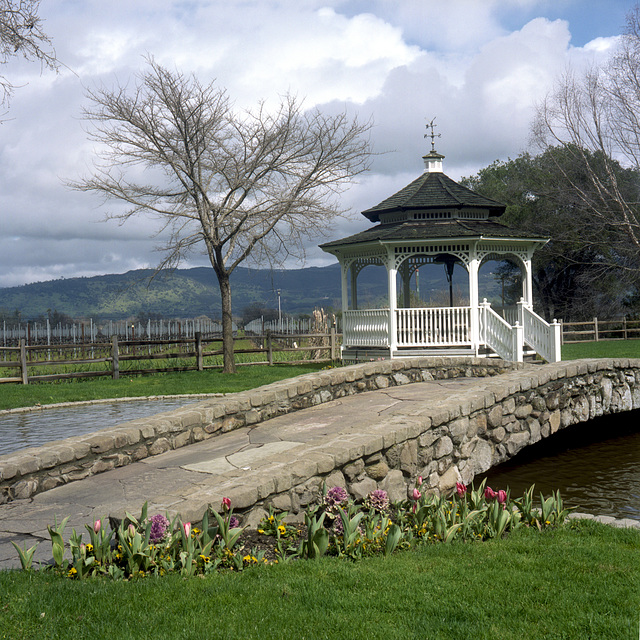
[477,410,640,521]
[0,397,205,456]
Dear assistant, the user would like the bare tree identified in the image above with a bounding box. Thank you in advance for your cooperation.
[532,5,640,268]
[1,0,58,110]
[72,58,373,372]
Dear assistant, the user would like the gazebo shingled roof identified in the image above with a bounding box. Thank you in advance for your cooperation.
[320,218,547,250]
[361,168,506,222]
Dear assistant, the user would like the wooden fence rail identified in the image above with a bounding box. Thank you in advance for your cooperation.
[0,330,340,385]
[560,317,640,343]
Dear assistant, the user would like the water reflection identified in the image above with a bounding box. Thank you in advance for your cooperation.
[0,398,203,456]
[477,410,640,521]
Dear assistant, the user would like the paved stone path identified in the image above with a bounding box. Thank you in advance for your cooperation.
[0,377,482,570]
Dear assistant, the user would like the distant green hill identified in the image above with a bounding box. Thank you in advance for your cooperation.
[0,265,358,321]
[0,264,500,322]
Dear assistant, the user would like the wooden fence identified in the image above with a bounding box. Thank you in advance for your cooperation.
[0,330,340,385]
[560,317,640,343]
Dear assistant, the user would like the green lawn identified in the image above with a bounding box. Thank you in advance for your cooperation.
[1,520,638,639]
[3,338,640,411]
[561,338,640,360]
[0,363,326,411]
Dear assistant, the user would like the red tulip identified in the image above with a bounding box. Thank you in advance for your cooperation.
[456,482,467,497]
[484,486,497,500]
[497,489,507,504]
[222,497,231,511]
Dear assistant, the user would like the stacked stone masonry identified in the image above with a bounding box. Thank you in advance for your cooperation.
[1,358,639,527]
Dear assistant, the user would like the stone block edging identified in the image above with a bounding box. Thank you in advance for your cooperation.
[0,357,520,504]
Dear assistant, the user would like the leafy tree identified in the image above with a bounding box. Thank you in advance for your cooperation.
[0,0,58,112]
[71,58,373,372]
[533,5,640,277]
[462,146,639,320]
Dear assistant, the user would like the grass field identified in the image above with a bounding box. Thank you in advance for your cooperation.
[561,338,640,360]
[0,520,637,639]
[0,363,326,411]
[2,339,640,412]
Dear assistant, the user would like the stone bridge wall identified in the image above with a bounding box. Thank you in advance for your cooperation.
[0,358,518,504]
[2,358,640,523]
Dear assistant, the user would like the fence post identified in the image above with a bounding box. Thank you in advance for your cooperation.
[111,335,120,380]
[195,331,203,371]
[624,317,628,340]
[330,326,337,360]
[266,330,273,365]
[19,339,28,384]
[594,317,599,341]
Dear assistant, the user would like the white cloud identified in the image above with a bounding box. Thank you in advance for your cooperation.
[0,0,629,290]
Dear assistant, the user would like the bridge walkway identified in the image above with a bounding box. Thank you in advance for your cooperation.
[0,377,482,570]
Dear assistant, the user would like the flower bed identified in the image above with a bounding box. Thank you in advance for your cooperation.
[12,479,572,580]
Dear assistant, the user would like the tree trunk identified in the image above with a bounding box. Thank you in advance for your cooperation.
[217,271,236,374]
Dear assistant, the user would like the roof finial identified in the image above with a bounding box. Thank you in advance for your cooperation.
[425,117,441,153]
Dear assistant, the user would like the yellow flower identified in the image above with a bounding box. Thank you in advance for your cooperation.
[258,529,265,534]
[67,567,77,577]
[277,525,286,534]
[85,543,94,553]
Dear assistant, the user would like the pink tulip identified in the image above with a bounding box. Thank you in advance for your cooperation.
[497,490,507,504]
[456,482,467,497]
[412,488,421,501]
[222,497,231,511]
[417,476,423,486]
[93,519,101,534]
[127,523,136,538]
[484,486,497,500]
[183,522,191,538]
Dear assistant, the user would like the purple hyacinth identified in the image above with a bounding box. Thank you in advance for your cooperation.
[149,514,170,544]
[324,486,349,507]
[366,489,390,513]
[229,516,240,529]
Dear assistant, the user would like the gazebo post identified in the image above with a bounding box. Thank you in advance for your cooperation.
[341,262,350,312]
[387,253,398,352]
[468,249,480,354]
[523,255,534,307]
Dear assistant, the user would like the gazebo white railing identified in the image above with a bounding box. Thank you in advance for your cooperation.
[518,301,561,364]
[396,307,471,347]
[343,309,389,347]
[478,301,523,361]
[342,300,561,362]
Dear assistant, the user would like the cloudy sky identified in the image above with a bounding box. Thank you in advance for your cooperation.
[0,0,634,288]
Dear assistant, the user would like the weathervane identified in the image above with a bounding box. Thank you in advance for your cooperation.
[425,117,441,153]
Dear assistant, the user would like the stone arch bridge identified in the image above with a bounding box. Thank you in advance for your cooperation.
[1,357,639,527]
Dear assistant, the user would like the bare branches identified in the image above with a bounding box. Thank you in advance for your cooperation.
[72,57,373,371]
[532,7,640,261]
[0,0,58,109]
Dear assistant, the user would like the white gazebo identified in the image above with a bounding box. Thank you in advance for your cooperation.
[320,144,561,363]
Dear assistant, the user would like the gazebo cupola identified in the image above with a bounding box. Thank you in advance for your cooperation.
[320,125,561,363]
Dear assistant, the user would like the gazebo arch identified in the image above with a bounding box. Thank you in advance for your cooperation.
[321,138,561,363]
